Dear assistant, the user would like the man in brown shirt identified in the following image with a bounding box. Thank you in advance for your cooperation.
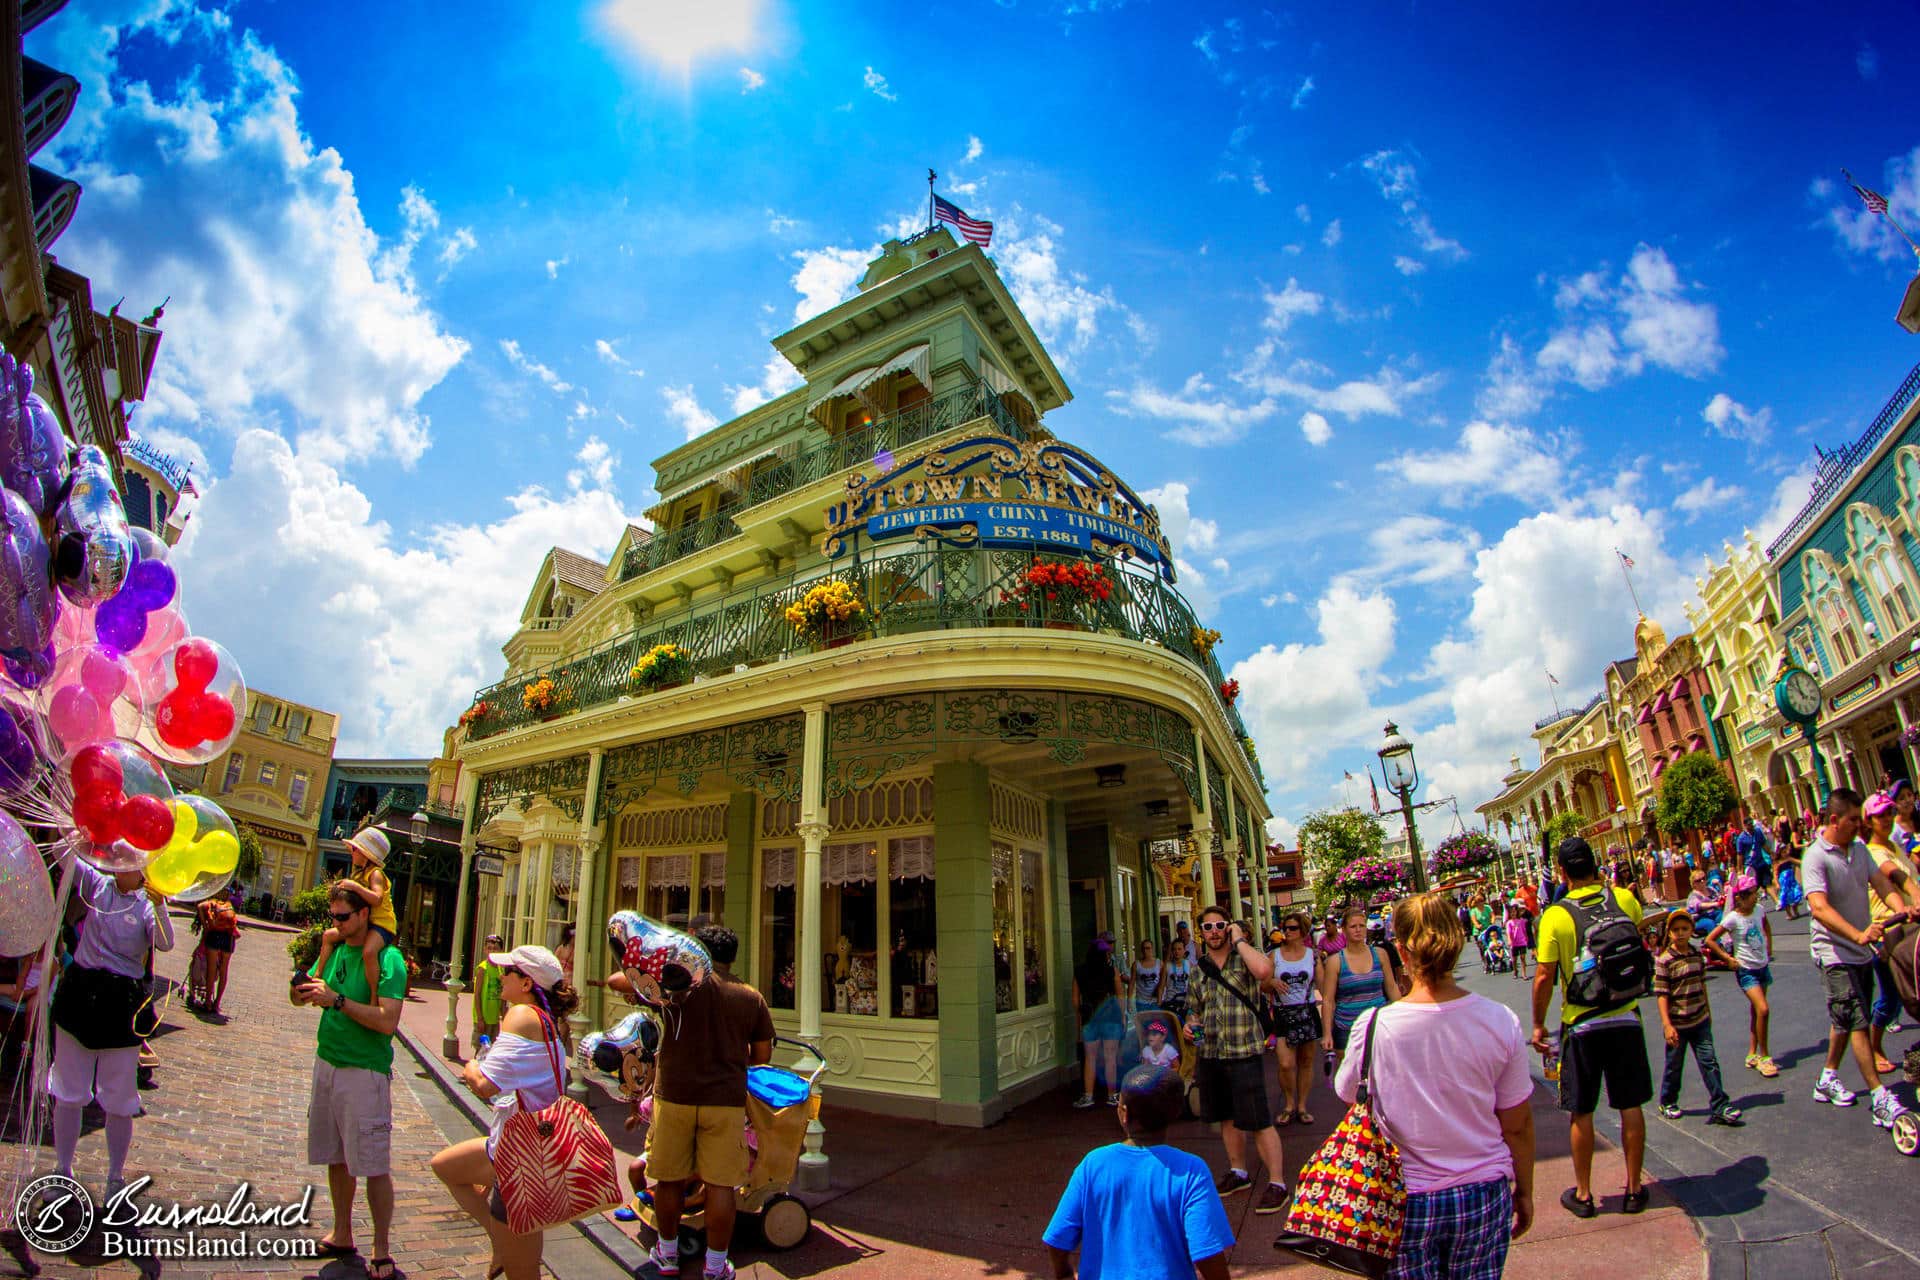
[647,924,773,1280]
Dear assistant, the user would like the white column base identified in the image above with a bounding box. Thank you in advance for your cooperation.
[441,977,465,1060]
[797,1116,829,1191]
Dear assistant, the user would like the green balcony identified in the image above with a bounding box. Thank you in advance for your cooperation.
[462,546,1264,791]
[619,509,742,582]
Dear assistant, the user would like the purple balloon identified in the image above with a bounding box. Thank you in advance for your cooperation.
[3,642,52,691]
[95,594,148,654]
[0,490,54,677]
[0,354,70,517]
[125,556,176,609]
[0,706,33,790]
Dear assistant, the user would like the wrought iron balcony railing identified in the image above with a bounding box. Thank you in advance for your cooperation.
[463,545,1263,788]
[619,509,742,582]
[1766,359,1920,561]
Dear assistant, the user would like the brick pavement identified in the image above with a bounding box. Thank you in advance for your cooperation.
[1,915,516,1280]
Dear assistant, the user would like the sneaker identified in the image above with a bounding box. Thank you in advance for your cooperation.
[1658,1103,1683,1119]
[1708,1106,1745,1126]
[650,1243,680,1277]
[1254,1182,1290,1215]
[1108,1095,1121,1107]
[1755,1057,1780,1078]
[1072,1093,1095,1109]
[1814,1074,1858,1107]
[703,1263,735,1280]
[1872,1093,1910,1130]
[1215,1169,1253,1197]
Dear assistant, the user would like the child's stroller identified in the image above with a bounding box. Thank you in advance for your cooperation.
[184,939,211,1011]
[1483,931,1512,974]
[1878,914,1920,1155]
[633,1037,830,1256]
[1131,1008,1200,1117]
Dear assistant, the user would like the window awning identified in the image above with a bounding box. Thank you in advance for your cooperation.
[806,363,879,424]
[1687,735,1709,754]
[1651,756,1670,780]
[1670,675,1691,698]
[855,343,931,414]
[1651,691,1672,713]
[981,358,1037,418]
[655,444,787,507]
[1635,703,1654,725]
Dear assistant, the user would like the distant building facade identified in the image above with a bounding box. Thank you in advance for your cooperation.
[198,691,339,900]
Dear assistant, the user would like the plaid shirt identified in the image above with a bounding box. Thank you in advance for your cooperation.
[1193,945,1264,1059]
[1653,946,1711,1029]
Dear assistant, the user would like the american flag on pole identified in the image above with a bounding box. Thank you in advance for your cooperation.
[933,194,994,247]
[1546,670,1559,685]
[1618,551,1635,570]
[1849,176,1890,215]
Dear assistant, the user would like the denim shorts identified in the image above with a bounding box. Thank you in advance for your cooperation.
[1735,965,1771,991]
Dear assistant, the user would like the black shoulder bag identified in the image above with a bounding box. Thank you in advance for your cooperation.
[1198,952,1281,1038]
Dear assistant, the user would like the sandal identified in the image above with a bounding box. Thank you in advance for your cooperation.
[1559,1188,1596,1219]
[1294,1108,1314,1125]
[1755,1057,1779,1078]
[1876,1055,1898,1076]
[1621,1187,1649,1214]
[367,1257,397,1280]
[314,1236,357,1259]
[1275,1110,1294,1126]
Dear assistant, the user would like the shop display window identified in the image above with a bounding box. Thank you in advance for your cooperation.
[993,840,1051,1014]
[756,834,939,1019]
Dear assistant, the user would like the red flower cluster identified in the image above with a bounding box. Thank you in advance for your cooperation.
[1002,559,1116,612]
[1219,679,1240,703]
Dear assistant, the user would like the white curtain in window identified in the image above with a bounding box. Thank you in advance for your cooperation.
[648,853,693,890]
[551,845,578,890]
[1021,849,1042,896]
[700,852,727,889]
[823,841,878,886]
[617,857,641,890]
[889,835,935,881]
[762,847,797,890]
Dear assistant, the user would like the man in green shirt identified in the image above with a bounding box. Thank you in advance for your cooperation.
[294,883,407,1278]
[472,933,505,1053]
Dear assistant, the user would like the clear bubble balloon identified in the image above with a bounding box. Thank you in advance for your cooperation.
[38,643,136,758]
[134,635,244,765]
[0,808,52,957]
[145,794,240,901]
[52,446,132,608]
[607,909,711,995]
[124,603,189,705]
[64,739,175,872]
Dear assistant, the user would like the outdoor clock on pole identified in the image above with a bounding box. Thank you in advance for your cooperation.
[1773,664,1832,809]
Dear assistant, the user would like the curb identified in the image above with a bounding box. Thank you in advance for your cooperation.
[395,1026,650,1278]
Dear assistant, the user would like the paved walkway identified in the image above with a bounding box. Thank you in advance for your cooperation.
[404,978,1702,1278]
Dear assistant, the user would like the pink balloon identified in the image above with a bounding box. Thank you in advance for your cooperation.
[48,685,104,747]
[81,648,125,701]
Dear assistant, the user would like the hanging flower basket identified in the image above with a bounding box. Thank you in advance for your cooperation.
[1429,831,1501,878]
[1191,625,1222,657]
[1332,856,1408,898]
[1219,678,1240,706]
[785,579,870,648]
[629,642,692,692]
[458,700,492,729]
[1000,558,1114,627]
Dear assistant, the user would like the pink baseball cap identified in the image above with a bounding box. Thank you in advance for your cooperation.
[1732,874,1758,894]
[1865,792,1897,818]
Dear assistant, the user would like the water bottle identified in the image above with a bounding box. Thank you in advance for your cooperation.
[1322,1048,1336,1079]
[476,1035,492,1060]
[1542,1030,1561,1083]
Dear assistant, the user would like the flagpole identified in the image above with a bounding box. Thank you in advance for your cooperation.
[1616,548,1645,616]
[1845,169,1920,259]
[1546,672,1562,719]
[927,169,935,232]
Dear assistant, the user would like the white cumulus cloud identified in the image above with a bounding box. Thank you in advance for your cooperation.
[662,385,720,440]
[1299,411,1332,446]
[863,66,896,101]
[1701,392,1773,445]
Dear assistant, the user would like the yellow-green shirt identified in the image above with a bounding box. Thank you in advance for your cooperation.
[1536,884,1645,1026]
[360,867,398,935]
[1868,837,1916,925]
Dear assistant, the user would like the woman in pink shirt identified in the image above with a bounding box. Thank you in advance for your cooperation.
[1333,893,1535,1277]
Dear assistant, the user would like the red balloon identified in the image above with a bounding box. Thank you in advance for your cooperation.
[71,791,121,844]
[70,745,123,795]
[155,694,199,748]
[173,639,219,691]
[194,693,234,743]
[119,794,173,851]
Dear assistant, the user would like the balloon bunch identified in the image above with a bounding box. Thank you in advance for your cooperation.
[577,1008,661,1100]
[607,910,713,998]
[0,350,251,945]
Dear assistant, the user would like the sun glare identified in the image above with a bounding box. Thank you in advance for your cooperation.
[596,0,766,73]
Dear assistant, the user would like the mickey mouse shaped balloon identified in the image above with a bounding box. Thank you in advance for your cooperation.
[578,1007,662,1100]
[52,445,132,607]
[607,909,712,1000]
[64,739,175,873]
[136,635,246,765]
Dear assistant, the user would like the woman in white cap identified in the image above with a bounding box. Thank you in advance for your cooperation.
[429,943,579,1280]
[313,825,397,1002]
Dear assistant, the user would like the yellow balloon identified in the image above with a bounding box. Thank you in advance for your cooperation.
[144,798,240,896]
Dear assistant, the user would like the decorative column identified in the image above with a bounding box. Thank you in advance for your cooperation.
[933,761,999,1124]
[568,749,606,1101]
[442,769,482,1060]
[1192,724,1219,910]
[795,701,830,1191]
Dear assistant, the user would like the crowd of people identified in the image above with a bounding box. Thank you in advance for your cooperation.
[1049,783,1920,1278]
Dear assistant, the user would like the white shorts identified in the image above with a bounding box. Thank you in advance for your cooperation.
[46,1026,141,1117]
[306,1059,394,1179]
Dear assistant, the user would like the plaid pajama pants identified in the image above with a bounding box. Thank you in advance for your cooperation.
[1388,1176,1514,1280]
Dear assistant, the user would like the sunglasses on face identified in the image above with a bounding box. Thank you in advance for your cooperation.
[1199,922,1230,932]
[328,911,356,923]
[1281,924,1302,933]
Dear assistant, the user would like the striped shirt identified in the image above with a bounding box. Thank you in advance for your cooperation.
[1653,946,1711,1029]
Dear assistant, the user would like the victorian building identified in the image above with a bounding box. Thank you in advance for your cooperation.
[196,690,339,902]
[1615,615,1732,806]
[444,226,1270,1134]
[1765,360,1920,798]
[1475,684,1637,853]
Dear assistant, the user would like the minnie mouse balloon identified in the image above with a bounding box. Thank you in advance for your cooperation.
[607,909,711,995]
[133,635,245,765]
[52,446,133,607]
[0,354,70,518]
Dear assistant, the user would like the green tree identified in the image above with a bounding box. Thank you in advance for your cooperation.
[1656,751,1739,844]
[286,884,332,926]
[1542,812,1584,857]
[1297,808,1387,910]
[233,824,263,889]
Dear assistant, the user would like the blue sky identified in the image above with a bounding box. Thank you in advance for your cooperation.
[29,0,1920,840]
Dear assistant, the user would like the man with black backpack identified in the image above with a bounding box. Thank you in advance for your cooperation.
[1529,837,1653,1220]
[1185,904,1290,1216]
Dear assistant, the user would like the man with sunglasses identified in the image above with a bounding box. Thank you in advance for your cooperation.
[292,883,407,1278]
[1186,904,1289,1214]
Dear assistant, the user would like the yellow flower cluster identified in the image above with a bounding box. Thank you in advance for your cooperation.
[522,677,568,713]
[630,642,691,685]
[784,579,867,638]
[1191,625,1222,656]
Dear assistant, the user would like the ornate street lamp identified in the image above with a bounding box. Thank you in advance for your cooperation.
[404,809,429,951]
[1377,722,1429,894]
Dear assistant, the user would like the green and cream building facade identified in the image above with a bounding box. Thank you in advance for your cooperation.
[440,228,1270,1128]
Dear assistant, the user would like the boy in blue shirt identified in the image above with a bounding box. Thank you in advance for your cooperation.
[1043,1064,1233,1280]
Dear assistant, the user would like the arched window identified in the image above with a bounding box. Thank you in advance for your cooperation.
[1818,589,1862,666]
[1865,548,1916,632]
